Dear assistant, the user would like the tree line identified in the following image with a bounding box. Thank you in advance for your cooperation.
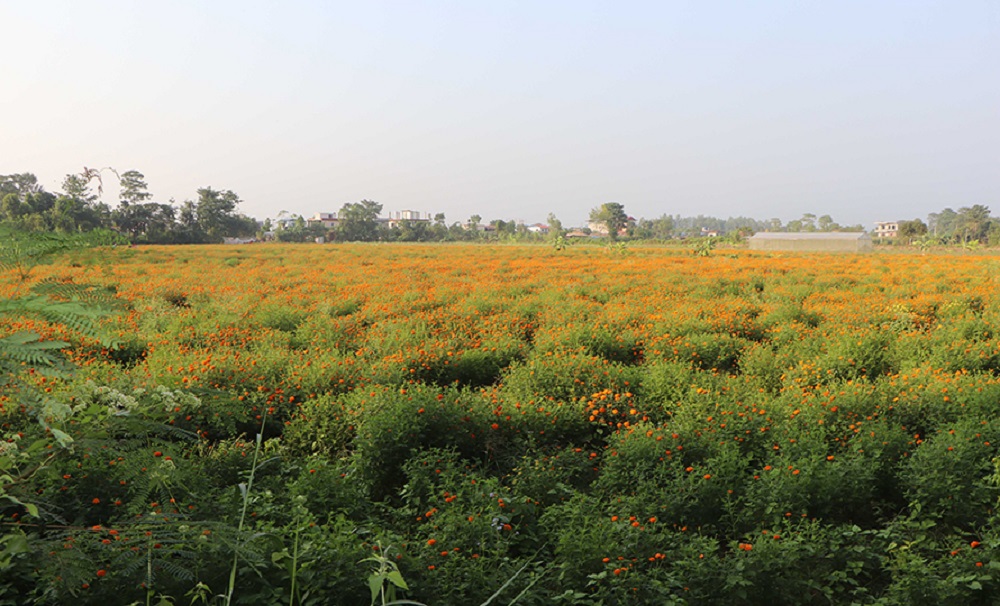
[0,171,257,244]
[2,170,993,246]
[899,205,996,245]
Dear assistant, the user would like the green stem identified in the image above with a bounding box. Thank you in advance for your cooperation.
[290,517,300,605]
[224,410,268,606]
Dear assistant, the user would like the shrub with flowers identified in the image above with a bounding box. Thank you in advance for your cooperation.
[4,243,1000,604]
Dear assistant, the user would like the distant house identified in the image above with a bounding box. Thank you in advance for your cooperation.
[308,212,339,229]
[272,217,299,230]
[587,216,636,237]
[700,227,721,238]
[748,232,872,252]
[874,221,898,238]
[306,210,437,230]
[385,210,431,228]
[586,220,608,235]
[527,223,549,234]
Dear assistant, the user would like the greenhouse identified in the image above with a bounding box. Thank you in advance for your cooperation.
[748,231,873,252]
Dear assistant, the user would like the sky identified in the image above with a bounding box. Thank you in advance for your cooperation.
[2,1,997,228]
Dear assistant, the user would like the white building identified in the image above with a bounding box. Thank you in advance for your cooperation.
[874,221,898,238]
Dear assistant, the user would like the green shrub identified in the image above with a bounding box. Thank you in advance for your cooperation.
[352,385,489,501]
[899,417,1000,529]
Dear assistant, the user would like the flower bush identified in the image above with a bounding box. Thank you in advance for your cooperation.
[4,243,1000,603]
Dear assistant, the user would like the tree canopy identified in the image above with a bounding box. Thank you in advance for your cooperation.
[336,200,383,242]
[589,202,629,240]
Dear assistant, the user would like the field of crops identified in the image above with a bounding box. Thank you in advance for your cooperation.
[4,243,1000,604]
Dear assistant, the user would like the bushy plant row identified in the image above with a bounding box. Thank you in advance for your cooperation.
[3,244,1000,604]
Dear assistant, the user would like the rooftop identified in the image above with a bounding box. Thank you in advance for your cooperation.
[749,232,870,240]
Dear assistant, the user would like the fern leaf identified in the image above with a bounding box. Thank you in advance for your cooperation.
[0,331,69,368]
[32,278,123,310]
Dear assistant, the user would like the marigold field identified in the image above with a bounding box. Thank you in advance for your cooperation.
[4,243,1000,605]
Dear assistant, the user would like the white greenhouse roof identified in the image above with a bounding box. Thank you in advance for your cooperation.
[749,232,870,240]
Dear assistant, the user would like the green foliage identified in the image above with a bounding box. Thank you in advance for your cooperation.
[12,244,1000,604]
[0,227,124,282]
[589,203,629,241]
[352,385,489,501]
[335,200,384,242]
[691,237,716,257]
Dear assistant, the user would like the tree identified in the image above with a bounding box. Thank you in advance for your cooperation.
[1,193,29,221]
[50,196,104,232]
[546,212,566,240]
[0,173,42,199]
[898,219,928,243]
[114,203,177,242]
[928,208,958,241]
[589,202,628,241]
[336,200,383,241]
[61,174,97,203]
[799,213,817,232]
[634,215,674,240]
[195,187,255,242]
[818,215,840,231]
[118,170,152,206]
[957,205,991,243]
[429,214,449,241]
[396,220,429,242]
[489,219,516,238]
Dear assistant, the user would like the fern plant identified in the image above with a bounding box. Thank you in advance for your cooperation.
[0,227,124,283]
[0,289,117,375]
[1,234,123,514]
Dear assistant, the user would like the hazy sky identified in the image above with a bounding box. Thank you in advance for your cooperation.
[3,1,997,227]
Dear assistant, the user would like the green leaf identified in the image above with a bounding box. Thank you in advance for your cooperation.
[368,574,382,605]
[49,427,74,448]
[0,532,30,567]
[386,569,408,590]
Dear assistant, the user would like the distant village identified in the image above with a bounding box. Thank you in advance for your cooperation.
[252,209,906,243]
[2,169,988,247]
